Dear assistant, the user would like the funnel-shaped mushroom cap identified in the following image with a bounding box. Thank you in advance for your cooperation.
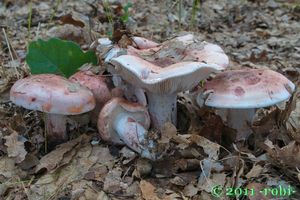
[203,69,295,109]
[126,34,229,69]
[109,55,224,94]
[10,74,95,115]
[98,97,150,144]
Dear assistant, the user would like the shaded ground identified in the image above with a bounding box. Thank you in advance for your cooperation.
[0,0,300,199]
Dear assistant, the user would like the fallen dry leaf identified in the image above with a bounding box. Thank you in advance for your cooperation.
[191,135,220,160]
[35,134,90,173]
[160,122,177,144]
[0,156,23,180]
[103,167,123,194]
[183,183,198,197]
[4,131,27,163]
[120,146,137,164]
[198,159,225,193]
[29,143,96,199]
[140,180,160,200]
[71,180,110,200]
[246,164,264,179]
[170,176,187,186]
[264,140,300,168]
[59,13,85,27]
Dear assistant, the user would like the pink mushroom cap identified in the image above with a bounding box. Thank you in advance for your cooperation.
[126,34,229,70]
[204,69,295,109]
[69,71,112,107]
[10,74,95,115]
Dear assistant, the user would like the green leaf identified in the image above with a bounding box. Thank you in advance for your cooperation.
[26,38,98,77]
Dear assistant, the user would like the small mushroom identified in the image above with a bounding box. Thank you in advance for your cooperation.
[69,70,122,124]
[199,69,295,141]
[10,74,95,145]
[98,97,155,159]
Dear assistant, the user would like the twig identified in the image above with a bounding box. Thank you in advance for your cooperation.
[178,0,182,30]
[35,22,41,40]
[48,0,61,29]
[2,28,20,78]
[103,0,114,38]
[18,177,31,199]
[28,0,32,39]
[190,0,200,30]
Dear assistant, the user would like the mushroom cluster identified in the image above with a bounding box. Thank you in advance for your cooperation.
[9,33,295,160]
[100,34,229,130]
[94,34,230,159]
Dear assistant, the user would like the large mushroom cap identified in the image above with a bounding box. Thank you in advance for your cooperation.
[109,55,224,94]
[10,74,95,115]
[99,34,229,70]
[203,69,295,109]
[98,97,150,144]
[126,34,229,69]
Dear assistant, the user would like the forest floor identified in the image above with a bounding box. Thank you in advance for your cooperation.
[0,0,300,199]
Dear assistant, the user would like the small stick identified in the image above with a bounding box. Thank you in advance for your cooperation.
[2,28,19,78]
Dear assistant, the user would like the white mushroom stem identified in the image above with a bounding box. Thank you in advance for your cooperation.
[124,84,147,106]
[112,75,147,106]
[146,92,177,130]
[225,109,256,141]
[44,114,68,144]
[113,113,155,159]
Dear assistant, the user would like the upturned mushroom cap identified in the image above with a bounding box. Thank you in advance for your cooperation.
[126,34,229,69]
[98,97,150,144]
[108,55,224,94]
[10,74,95,115]
[69,71,112,106]
[203,69,295,109]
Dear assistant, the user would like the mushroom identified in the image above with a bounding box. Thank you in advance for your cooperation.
[98,97,155,159]
[97,37,150,106]
[108,55,227,130]
[106,34,229,130]
[199,69,295,141]
[10,74,95,145]
[69,70,122,124]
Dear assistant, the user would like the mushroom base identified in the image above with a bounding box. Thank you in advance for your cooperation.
[147,92,177,130]
[226,108,255,141]
[44,114,68,145]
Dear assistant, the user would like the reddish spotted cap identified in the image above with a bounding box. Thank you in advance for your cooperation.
[69,71,112,108]
[203,69,295,109]
[10,74,95,115]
